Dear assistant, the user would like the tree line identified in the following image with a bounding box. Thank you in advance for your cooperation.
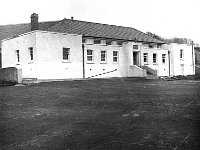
[146,32,199,46]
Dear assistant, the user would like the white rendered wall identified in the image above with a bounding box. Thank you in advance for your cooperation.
[35,31,83,79]
[140,47,169,76]
[2,31,83,79]
[2,32,36,78]
[84,43,127,78]
[169,44,195,76]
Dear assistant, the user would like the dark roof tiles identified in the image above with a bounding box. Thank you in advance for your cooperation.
[0,18,164,44]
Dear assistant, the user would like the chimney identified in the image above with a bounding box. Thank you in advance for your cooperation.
[31,13,39,31]
[71,17,74,20]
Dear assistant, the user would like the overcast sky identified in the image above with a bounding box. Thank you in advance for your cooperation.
[0,0,199,44]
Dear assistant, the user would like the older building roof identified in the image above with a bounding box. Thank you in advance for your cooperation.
[0,18,164,44]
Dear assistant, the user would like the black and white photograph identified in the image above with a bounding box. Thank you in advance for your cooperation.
[0,0,200,149]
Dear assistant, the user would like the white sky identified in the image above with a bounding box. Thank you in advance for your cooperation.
[0,0,199,44]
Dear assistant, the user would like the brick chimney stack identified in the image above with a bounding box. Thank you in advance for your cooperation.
[31,13,39,31]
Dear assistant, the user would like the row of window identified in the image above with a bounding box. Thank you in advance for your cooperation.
[63,48,119,63]
[143,53,166,64]
[15,47,119,63]
[86,50,118,63]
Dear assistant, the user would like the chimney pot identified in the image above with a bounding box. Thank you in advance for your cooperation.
[31,13,39,31]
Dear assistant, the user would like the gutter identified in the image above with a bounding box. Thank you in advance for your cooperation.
[82,44,85,79]
[192,41,195,75]
[168,50,170,76]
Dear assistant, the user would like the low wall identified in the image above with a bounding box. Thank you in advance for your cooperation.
[129,65,147,77]
[0,67,22,83]
[142,66,159,76]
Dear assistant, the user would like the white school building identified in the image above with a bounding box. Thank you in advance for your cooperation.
[0,13,195,80]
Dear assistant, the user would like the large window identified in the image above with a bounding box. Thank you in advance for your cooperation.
[143,53,148,63]
[29,47,33,60]
[113,51,118,62]
[87,50,93,62]
[63,48,70,61]
[153,53,157,63]
[101,50,106,63]
[162,54,166,64]
[16,50,20,63]
[180,49,184,59]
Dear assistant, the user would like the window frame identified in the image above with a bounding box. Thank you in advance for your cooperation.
[29,47,34,61]
[16,50,20,63]
[63,47,70,62]
[162,54,166,64]
[133,45,139,50]
[153,53,157,64]
[87,49,94,62]
[100,50,107,63]
[180,49,184,59]
[113,51,118,63]
[143,53,148,63]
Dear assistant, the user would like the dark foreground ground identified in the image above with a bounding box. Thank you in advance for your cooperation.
[0,78,200,150]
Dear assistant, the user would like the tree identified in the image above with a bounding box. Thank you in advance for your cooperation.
[146,31,195,45]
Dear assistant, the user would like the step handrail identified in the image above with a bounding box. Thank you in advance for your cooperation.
[87,69,117,79]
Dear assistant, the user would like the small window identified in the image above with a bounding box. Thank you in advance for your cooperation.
[153,53,157,63]
[133,45,139,50]
[149,45,153,48]
[101,51,106,62]
[29,47,33,60]
[87,50,93,62]
[16,50,20,62]
[113,51,118,62]
[143,53,148,63]
[63,48,70,61]
[180,49,184,59]
[94,40,101,44]
[162,54,166,64]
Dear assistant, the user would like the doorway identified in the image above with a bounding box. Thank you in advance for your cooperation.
[133,51,139,66]
[180,64,184,76]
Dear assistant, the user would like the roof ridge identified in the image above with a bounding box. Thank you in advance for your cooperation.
[45,19,66,31]
[58,18,163,43]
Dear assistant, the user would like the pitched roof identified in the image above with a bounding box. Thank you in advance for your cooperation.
[0,18,164,44]
[0,21,59,42]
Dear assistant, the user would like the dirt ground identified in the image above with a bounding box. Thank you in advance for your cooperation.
[0,78,200,150]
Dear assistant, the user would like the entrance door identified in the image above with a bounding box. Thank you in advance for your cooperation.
[133,52,139,66]
[180,64,184,76]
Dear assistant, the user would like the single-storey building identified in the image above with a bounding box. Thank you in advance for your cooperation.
[0,13,195,81]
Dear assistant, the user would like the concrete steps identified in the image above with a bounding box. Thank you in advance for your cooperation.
[22,78,38,84]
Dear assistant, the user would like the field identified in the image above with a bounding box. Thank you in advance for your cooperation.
[0,78,200,150]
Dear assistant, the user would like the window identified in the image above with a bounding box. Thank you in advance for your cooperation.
[63,48,70,61]
[16,50,20,63]
[153,53,157,63]
[133,45,139,50]
[101,51,106,62]
[113,51,118,62]
[87,50,93,62]
[143,53,148,63]
[149,45,153,48]
[180,49,184,59]
[162,54,166,64]
[94,40,101,44]
[29,47,33,60]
